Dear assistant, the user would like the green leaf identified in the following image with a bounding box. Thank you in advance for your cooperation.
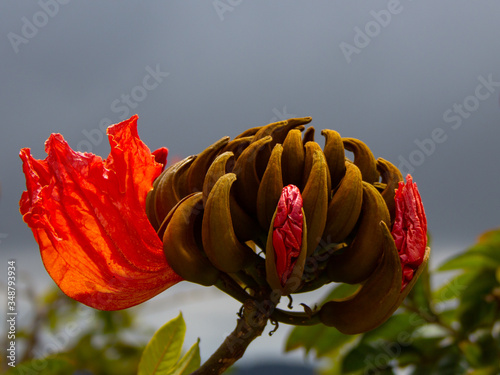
[342,341,399,374]
[341,342,381,373]
[321,283,361,302]
[466,368,500,375]
[283,283,362,360]
[468,244,500,264]
[97,309,134,334]
[396,350,421,367]
[286,324,327,354]
[438,253,497,271]
[457,270,498,333]
[460,298,497,334]
[475,332,500,367]
[476,228,500,249]
[407,334,447,358]
[412,357,466,375]
[169,339,201,375]
[439,228,500,271]
[6,357,75,375]
[314,329,357,358]
[408,343,466,375]
[361,313,421,345]
[437,308,459,327]
[432,271,476,302]
[459,340,483,368]
[408,264,433,312]
[286,323,356,358]
[286,284,360,359]
[431,345,467,375]
[138,313,186,375]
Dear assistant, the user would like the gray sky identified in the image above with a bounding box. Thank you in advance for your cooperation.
[1,0,500,365]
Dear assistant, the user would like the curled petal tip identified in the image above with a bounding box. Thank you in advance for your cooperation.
[152,147,169,170]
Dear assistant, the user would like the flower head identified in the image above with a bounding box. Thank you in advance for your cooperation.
[19,115,182,310]
[20,114,430,336]
[391,174,427,289]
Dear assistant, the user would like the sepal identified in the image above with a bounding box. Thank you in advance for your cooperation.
[163,193,220,286]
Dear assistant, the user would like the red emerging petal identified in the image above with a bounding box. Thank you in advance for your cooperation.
[391,174,427,289]
[272,185,303,287]
[152,147,168,171]
[19,115,182,310]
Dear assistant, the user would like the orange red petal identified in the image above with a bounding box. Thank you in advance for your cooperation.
[19,115,182,310]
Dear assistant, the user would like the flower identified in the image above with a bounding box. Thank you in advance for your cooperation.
[272,185,304,287]
[19,115,182,311]
[391,174,427,289]
[20,113,430,335]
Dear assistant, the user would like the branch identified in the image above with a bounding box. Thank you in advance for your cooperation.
[190,299,270,375]
[271,308,321,326]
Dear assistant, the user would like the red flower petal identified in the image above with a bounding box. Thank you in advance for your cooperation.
[19,115,182,310]
[272,185,303,287]
[391,174,427,289]
[152,147,168,171]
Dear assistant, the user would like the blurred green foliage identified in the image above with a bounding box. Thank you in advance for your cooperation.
[286,228,500,375]
[2,287,146,375]
[1,285,200,375]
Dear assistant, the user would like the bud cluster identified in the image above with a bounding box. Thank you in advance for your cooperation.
[146,117,429,334]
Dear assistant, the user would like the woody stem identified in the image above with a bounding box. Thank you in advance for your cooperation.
[191,296,272,375]
[271,308,322,326]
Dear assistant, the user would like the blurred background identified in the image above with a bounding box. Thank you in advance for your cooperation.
[1,1,499,373]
